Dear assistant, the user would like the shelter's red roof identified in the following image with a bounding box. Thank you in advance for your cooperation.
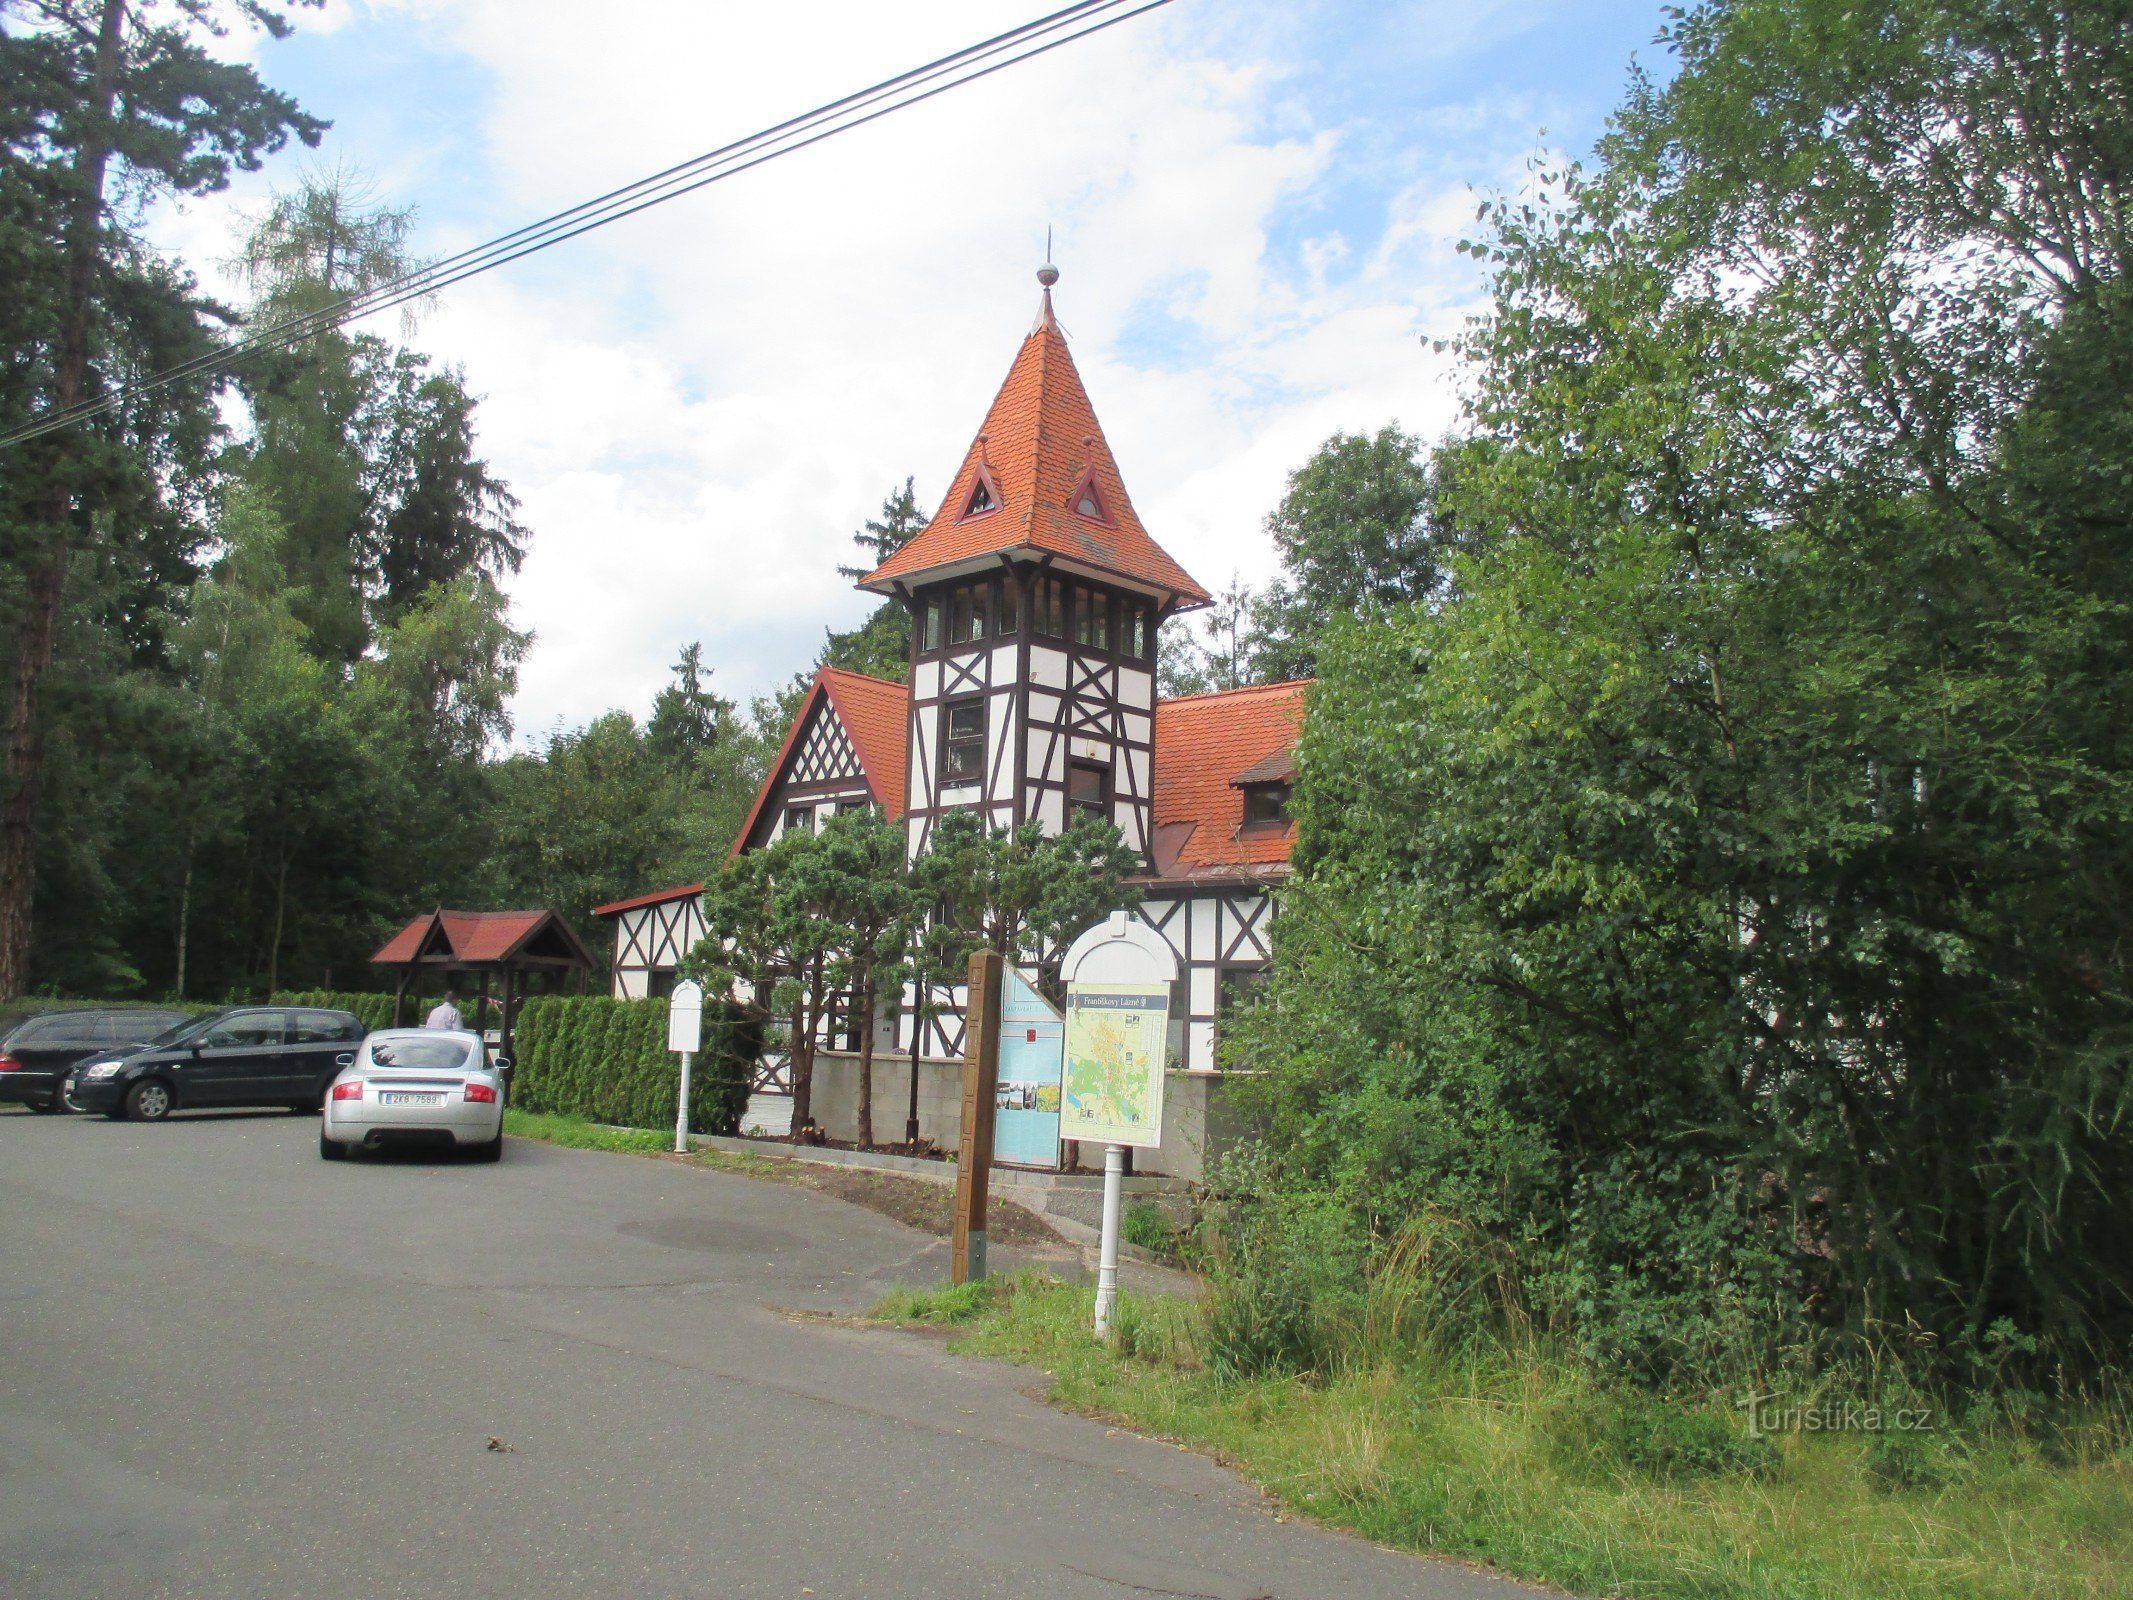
[728,667,912,859]
[1146,681,1310,883]
[371,909,582,966]
[592,883,705,919]
[860,292,1209,607]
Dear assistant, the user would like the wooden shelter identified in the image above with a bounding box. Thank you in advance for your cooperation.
[370,908,594,1059]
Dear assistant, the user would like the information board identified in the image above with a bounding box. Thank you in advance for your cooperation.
[993,970,1063,1168]
[1060,985,1169,1148]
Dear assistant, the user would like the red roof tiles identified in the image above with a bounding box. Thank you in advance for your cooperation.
[859,293,1210,607]
[371,909,591,967]
[592,883,705,919]
[1147,680,1310,883]
[728,667,912,859]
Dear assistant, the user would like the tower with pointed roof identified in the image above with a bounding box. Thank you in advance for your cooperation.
[858,265,1211,861]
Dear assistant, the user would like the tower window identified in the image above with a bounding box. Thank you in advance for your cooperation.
[1034,576,1065,638]
[1074,585,1110,652]
[962,474,998,519]
[946,582,988,645]
[997,576,1019,634]
[1126,602,1150,659]
[783,803,817,836]
[921,596,942,652]
[1069,760,1110,824]
[942,698,986,784]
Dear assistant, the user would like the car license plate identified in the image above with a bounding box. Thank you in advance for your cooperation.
[379,1091,444,1106]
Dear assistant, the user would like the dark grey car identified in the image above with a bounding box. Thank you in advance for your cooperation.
[65,1006,368,1121]
[0,1009,187,1113]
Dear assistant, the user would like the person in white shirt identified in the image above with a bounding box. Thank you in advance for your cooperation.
[425,991,464,1030]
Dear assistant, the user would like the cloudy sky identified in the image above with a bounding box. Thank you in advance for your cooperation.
[154,0,1671,741]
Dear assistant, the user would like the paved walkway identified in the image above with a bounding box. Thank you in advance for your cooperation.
[0,1107,1540,1598]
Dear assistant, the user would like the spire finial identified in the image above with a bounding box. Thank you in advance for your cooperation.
[1035,229,1061,332]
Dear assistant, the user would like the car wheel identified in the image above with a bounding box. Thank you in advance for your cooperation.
[472,1130,503,1163]
[320,1128,348,1161]
[124,1079,173,1122]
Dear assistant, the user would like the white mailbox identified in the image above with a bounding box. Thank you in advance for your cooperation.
[667,979,704,1054]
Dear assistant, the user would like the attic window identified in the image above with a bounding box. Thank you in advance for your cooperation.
[1068,469,1108,522]
[960,466,1001,521]
[1240,781,1291,831]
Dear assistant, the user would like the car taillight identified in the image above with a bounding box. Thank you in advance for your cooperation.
[0,1052,18,1072]
[330,1081,363,1101]
[463,1082,498,1104]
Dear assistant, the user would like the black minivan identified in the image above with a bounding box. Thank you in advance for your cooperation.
[65,1006,368,1121]
[0,1008,187,1112]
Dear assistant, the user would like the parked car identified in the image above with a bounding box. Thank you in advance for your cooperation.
[0,1008,187,1113]
[66,1005,368,1122]
[318,1029,506,1162]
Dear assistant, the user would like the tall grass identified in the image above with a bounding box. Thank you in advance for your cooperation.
[873,1258,2133,1600]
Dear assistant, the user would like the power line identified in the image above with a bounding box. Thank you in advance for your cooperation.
[0,0,1173,452]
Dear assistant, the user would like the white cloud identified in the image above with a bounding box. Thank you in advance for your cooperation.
[148,0,1608,734]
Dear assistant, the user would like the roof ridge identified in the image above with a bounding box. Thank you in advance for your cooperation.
[818,665,907,691]
[1157,678,1315,707]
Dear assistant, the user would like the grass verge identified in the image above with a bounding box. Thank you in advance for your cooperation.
[501,1108,670,1154]
[871,1272,2133,1600]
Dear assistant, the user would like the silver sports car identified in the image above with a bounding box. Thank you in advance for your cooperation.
[319,1029,506,1162]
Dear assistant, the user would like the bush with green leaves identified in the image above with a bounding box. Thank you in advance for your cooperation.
[508,994,758,1136]
[1226,0,2133,1391]
[270,991,396,1031]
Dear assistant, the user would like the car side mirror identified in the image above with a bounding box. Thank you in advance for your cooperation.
[334,1052,354,1068]
[493,1055,513,1075]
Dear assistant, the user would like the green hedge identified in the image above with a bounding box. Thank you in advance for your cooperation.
[271,991,398,1031]
[507,995,759,1137]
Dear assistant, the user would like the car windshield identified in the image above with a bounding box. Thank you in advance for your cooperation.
[367,1037,473,1072]
[146,1012,220,1048]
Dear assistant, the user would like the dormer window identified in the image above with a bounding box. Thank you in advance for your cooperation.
[1067,467,1109,523]
[1240,781,1291,829]
[960,463,1002,521]
[1232,746,1297,833]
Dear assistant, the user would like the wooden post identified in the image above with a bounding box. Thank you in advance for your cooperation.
[952,949,1003,1286]
[500,966,519,1061]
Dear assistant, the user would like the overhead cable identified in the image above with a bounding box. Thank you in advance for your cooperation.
[0,0,1172,452]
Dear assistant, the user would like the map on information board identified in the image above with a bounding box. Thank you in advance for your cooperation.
[1060,985,1169,1148]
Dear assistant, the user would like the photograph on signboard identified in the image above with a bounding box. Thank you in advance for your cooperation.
[1060,985,1168,1148]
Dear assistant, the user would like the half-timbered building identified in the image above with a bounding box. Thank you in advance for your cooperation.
[602,268,1310,1139]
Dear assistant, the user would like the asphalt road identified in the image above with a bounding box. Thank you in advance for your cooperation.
[0,1106,1535,1599]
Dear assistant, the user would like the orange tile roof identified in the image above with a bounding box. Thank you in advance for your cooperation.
[859,290,1210,608]
[820,668,909,818]
[728,667,912,859]
[1147,680,1311,883]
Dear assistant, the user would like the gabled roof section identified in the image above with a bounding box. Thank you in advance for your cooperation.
[592,883,705,919]
[1145,680,1311,883]
[728,667,912,860]
[859,276,1210,609]
[371,909,594,968]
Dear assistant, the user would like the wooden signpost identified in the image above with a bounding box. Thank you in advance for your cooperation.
[952,948,1004,1285]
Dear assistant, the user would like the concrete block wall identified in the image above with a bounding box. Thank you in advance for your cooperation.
[787,1054,1234,1183]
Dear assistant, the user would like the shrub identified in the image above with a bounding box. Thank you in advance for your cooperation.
[268,991,396,1031]
[508,994,758,1136]
[1571,1388,1778,1482]
[1121,1201,1176,1256]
